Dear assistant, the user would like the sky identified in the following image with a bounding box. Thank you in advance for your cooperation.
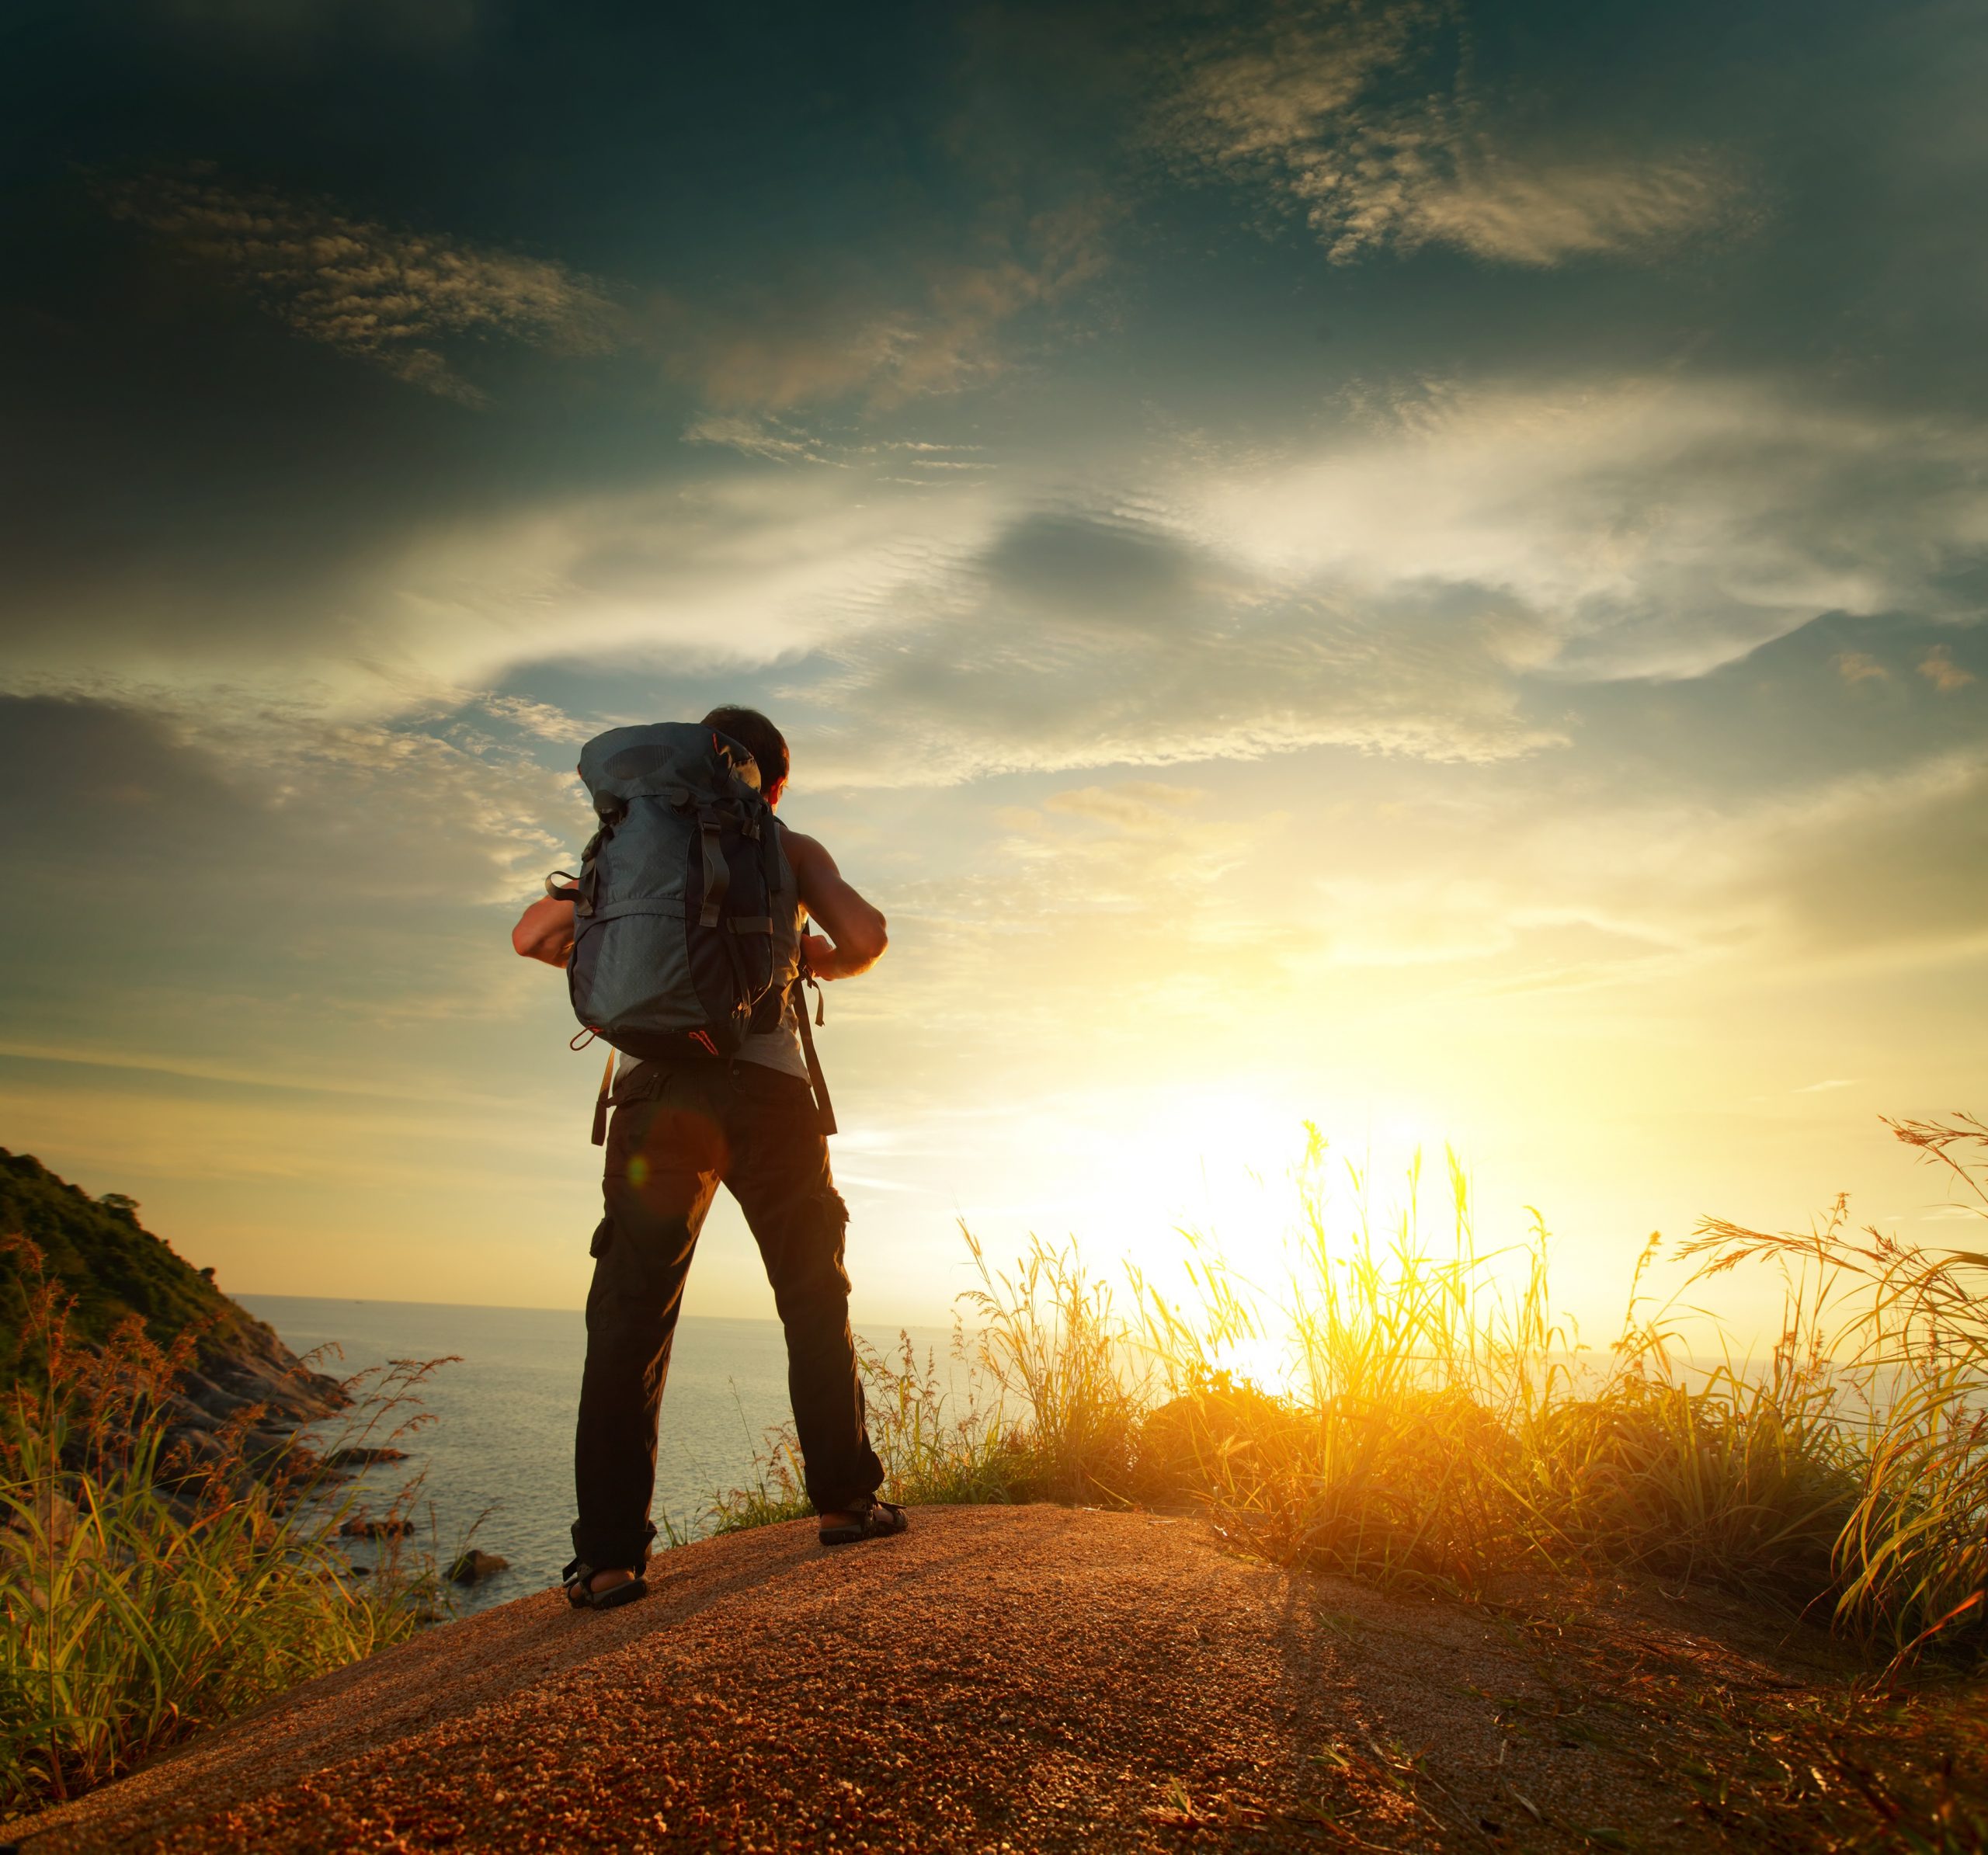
[2,0,1983,1339]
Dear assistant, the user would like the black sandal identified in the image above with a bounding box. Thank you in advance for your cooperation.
[562,1558,649,1610]
[818,1499,909,1547]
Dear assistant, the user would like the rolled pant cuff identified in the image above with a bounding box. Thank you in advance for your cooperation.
[571,1520,657,1575]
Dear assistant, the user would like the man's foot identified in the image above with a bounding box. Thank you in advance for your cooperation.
[818,1499,909,1547]
[562,1558,649,1610]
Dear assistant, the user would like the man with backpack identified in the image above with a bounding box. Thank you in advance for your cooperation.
[510,706,903,1610]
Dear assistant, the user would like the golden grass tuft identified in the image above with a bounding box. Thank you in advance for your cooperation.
[722,1113,1988,1669]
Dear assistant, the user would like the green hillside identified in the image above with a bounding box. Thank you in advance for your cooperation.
[0,1148,311,1398]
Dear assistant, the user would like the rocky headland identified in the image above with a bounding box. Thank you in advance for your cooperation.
[0,1148,345,1461]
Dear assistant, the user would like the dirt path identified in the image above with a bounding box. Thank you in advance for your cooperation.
[6,1506,1864,1853]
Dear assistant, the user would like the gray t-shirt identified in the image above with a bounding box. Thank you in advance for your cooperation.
[613,990,807,1084]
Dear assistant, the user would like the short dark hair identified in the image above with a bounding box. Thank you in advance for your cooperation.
[702,706,789,790]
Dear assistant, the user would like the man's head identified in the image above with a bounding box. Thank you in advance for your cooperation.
[702,705,789,804]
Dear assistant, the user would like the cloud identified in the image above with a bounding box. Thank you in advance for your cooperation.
[104,172,620,404]
[0,693,577,1086]
[831,724,1988,1093]
[683,415,840,465]
[1117,734,1988,1013]
[99,161,1112,423]
[662,198,1114,412]
[1677,748,1988,964]
[1835,650,1889,684]
[1043,783,1205,828]
[471,693,584,742]
[1401,154,1740,267]
[161,370,1968,789]
[1485,743,1988,978]
[1149,1,1741,266]
[1183,376,1988,682]
[794,505,1563,783]
[1919,644,1977,691]
[868,777,1306,1053]
[18,354,1977,801]
[775,495,1566,779]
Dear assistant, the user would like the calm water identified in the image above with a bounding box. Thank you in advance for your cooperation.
[242,1296,946,1612]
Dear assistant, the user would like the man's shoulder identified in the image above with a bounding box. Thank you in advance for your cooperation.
[777,822,827,867]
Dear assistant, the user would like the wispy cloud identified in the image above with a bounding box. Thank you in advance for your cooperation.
[665,199,1113,412]
[468,693,582,742]
[683,414,841,465]
[1402,153,1740,267]
[0,690,579,1099]
[876,776,1298,1040]
[1835,650,1889,684]
[1042,782,1205,828]
[1185,377,1988,682]
[102,167,1110,417]
[1919,644,1977,691]
[1514,744,1988,971]
[1149,2,1741,266]
[105,171,620,404]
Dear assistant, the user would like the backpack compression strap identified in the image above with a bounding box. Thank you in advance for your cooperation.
[590,1046,616,1147]
[792,973,836,1138]
[697,815,730,927]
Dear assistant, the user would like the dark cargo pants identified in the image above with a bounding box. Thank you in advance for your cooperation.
[571,1058,883,1572]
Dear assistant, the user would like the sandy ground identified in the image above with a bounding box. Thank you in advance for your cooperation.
[5,1506,1859,1853]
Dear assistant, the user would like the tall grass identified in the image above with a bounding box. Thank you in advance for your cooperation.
[718,1113,1988,1664]
[0,1238,438,1812]
[707,1230,1159,1534]
[1687,1114,1988,1657]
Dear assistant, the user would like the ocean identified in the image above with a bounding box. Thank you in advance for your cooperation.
[241,1295,947,1612]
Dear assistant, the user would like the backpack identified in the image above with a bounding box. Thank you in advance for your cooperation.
[562,722,796,1064]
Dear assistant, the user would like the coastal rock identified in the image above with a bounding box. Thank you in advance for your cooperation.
[338,1517,414,1541]
[320,1447,408,1470]
[1,1486,78,1546]
[446,1549,509,1584]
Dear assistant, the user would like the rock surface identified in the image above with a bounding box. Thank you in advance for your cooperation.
[2,1505,1850,1854]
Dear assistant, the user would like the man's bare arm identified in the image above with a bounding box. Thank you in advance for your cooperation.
[512,895,576,967]
[785,830,888,981]
[512,839,884,978]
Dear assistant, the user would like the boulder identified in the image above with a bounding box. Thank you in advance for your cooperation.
[321,1447,409,1470]
[339,1516,414,1541]
[2,1486,78,1546]
[447,1549,510,1585]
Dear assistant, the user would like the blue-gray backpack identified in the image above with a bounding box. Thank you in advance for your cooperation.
[559,724,828,1113]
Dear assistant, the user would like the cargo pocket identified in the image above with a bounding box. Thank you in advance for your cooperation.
[812,1183,853,1294]
[588,1216,614,1259]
